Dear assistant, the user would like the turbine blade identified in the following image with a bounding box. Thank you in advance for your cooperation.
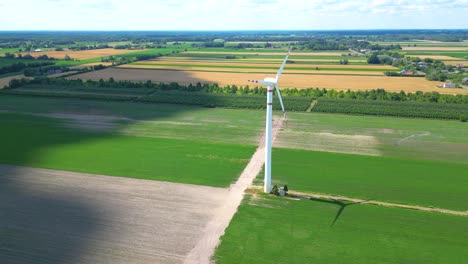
[275,84,286,119]
[275,50,291,81]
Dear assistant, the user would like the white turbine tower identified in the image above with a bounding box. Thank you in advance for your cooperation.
[248,50,290,193]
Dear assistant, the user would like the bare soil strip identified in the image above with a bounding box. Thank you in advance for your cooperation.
[0,164,230,264]
[184,117,284,264]
[0,74,28,89]
[288,191,468,217]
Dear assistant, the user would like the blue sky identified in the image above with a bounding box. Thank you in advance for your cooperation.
[0,0,466,30]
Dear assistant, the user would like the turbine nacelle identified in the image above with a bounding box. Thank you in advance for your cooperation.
[248,77,277,86]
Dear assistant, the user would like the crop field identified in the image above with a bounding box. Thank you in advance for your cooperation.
[185,51,346,56]
[1,164,231,264]
[443,60,466,66]
[131,59,394,71]
[371,40,468,47]
[158,56,368,63]
[270,148,468,210]
[215,110,468,263]
[402,46,468,51]
[132,59,394,69]
[68,67,468,94]
[270,112,468,210]
[120,64,384,76]
[0,57,46,67]
[312,98,468,120]
[214,194,468,264]
[408,55,464,61]
[0,95,267,187]
[65,48,468,94]
[2,31,467,264]
[403,50,468,59]
[18,48,147,60]
[275,112,468,161]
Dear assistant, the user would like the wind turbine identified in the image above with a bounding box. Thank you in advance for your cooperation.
[248,50,290,193]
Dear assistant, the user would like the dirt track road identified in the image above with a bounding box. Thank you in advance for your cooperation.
[289,191,468,217]
[184,116,284,264]
[0,164,229,264]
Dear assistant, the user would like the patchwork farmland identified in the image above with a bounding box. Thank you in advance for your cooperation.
[1,30,467,264]
[66,48,468,94]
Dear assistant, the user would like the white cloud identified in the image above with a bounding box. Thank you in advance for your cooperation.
[0,0,466,30]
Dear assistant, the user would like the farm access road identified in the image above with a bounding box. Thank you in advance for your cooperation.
[287,191,468,217]
[184,116,284,264]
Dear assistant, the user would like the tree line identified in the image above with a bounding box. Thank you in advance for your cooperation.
[6,77,468,105]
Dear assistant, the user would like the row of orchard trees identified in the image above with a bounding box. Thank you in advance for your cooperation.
[7,77,468,105]
[313,99,468,120]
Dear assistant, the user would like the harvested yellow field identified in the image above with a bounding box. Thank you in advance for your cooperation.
[68,68,468,95]
[159,57,367,63]
[19,48,144,60]
[184,51,344,56]
[134,60,395,70]
[402,47,468,51]
[0,74,29,89]
[442,61,466,66]
[118,65,384,75]
[407,55,464,60]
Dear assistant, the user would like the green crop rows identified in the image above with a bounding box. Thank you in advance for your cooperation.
[313,98,468,119]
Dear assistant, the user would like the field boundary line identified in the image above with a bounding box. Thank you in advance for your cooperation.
[288,191,468,217]
[184,116,284,264]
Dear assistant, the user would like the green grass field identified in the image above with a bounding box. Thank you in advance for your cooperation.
[277,112,468,163]
[0,95,267,187]
[214,194,468,264]
[403,50,468,58]
[0,112,255,187]
[269,148,468,211]
[0,95,266,144]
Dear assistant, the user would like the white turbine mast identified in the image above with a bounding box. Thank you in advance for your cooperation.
[248,50,290,193]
